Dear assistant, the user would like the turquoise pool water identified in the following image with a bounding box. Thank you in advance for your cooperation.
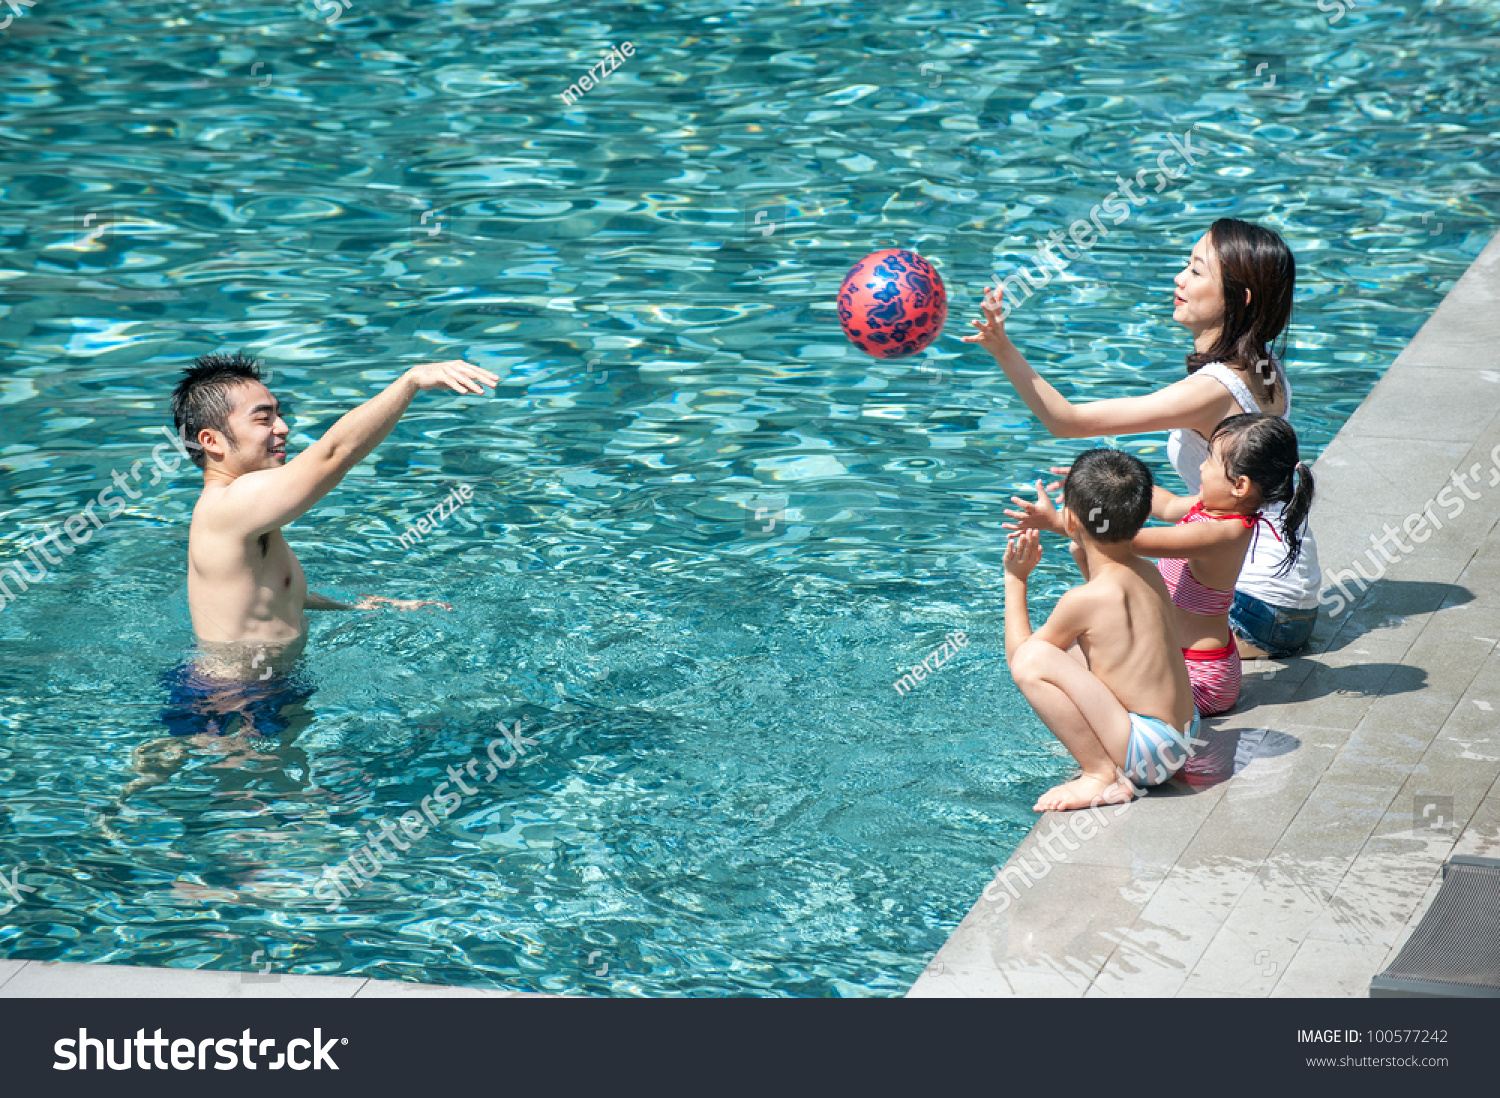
[0,0,1495,995]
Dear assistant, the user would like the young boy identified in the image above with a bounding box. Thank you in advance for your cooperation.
[1004,448,1199,811]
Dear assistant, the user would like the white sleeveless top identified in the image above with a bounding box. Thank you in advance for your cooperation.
[1165,359,1321,610]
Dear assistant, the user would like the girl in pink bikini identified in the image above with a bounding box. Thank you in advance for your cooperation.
[1131,414,1314,715]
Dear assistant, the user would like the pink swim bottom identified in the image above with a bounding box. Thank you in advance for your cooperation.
[1183,642,1241,716]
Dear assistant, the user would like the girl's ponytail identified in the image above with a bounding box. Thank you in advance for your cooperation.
[1208,414,1315,578]
[1278,460,1315,574]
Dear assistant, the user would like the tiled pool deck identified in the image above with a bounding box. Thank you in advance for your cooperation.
[4,233,1496,999]
[909,226,1500,998]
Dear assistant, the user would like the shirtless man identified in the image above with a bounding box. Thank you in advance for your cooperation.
[160,350,498,734]
[1002,448,1200,811]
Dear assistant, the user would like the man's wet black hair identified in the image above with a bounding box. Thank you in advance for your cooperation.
[1062,448,1154,543]
[170,351,264,469]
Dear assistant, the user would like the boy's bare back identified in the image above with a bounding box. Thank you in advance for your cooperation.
[1067,556,1195,731]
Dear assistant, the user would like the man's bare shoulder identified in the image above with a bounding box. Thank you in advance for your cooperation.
[191,472,275,536]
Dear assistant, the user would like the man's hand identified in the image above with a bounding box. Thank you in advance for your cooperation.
[1004,529,1042,581]
[1003,478,1066,535]
[404,360,501,395]
[354,595,454,611]
[960,284,1012,354]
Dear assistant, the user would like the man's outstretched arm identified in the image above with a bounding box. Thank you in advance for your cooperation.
[226,359,498,538]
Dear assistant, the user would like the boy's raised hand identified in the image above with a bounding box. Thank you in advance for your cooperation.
[1003,479,1065,535]
[1004,529,1042,580]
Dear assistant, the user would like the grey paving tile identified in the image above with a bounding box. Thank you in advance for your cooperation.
[1391,616,1500,694]
[1301,851,1443,953]
[1177,726,1344,863]
[915,861,1166,997]
[1338,368,1500,445]
[1319,554,1482,640]
[1236,658,1319,705]
[1332,694,1456,767]
[1270,781,1398,874]
[1452,533,1500,607]
[0,961,368,998]
[1275,643,1422,733]
[1047,783,1224,873]
[1270,938,1395,998]
[1091,857,1263,997]
[0,960,26,990]
[1175,989,1264,998]
[1310,436,1473,524]
[1426,650,1500,755]
[1362,764,1494,853]
[908,961,1086,998]
[1318,730,1441,793]
[1315,494,1490,575]
[1450,785,1500,860]
[1182,854,1355,995]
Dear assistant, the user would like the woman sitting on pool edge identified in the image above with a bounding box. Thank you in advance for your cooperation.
[964,218,1320,659]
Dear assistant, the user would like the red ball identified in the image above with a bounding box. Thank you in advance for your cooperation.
[837,248,948,359]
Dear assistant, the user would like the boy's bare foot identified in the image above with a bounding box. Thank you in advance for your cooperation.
[1033,773,1137,812]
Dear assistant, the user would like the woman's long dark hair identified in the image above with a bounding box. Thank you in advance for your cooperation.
[1187,219,1296,407]
[1209,413,1313,577]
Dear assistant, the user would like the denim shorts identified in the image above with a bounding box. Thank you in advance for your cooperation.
[1228,590,1317,658]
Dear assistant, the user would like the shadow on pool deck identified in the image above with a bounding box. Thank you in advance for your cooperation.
[909,224,1500,998]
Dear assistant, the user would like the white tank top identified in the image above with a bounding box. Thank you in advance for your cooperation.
[1165,359,1321,610]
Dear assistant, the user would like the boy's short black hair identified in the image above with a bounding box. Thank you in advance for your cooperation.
[1062,448,1153,543]
[170,351,264,469]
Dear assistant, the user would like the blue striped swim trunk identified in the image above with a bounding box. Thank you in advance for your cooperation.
[1124,710,1200,787]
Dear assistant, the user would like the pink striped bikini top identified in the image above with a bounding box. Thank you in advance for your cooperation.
[1157,502,1275,616]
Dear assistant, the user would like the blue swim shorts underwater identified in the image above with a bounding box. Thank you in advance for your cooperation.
[159,660,315,738]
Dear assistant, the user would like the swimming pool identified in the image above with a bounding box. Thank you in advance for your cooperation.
[0,0,1494,995]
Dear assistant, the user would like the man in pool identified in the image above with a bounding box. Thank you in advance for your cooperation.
[161,350,498,736]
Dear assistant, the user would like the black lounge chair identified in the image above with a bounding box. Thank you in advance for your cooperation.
[1371,855,1500,997]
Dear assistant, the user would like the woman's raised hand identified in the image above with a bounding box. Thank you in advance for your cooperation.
[960,284,1011,353]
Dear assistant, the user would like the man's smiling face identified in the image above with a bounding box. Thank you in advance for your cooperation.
[216,381,290,473]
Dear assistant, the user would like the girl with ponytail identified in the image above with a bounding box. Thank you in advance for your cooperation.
[1130,413,1314,715]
